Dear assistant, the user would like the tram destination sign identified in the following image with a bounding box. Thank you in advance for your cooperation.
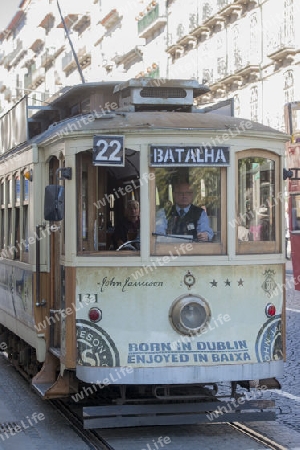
[93,135,125,167]
[149,145,230,167]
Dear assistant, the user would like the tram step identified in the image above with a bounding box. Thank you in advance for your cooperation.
[83,400,275,429]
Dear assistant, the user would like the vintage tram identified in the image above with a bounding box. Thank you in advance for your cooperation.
[0,78,288,428]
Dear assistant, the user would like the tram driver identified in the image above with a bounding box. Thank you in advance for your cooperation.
[155,182,214,242]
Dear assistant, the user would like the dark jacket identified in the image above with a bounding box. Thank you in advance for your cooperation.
[113,218,140,248]
[166,204,204,239]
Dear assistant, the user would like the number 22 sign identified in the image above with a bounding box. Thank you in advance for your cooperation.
[93,135,124,166]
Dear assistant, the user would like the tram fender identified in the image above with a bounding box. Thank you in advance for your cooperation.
[32,351,78,398]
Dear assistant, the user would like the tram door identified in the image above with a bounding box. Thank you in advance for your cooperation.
[48,157,62,350]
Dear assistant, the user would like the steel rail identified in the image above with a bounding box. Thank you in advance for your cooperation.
[50,399,114,450]
[228,422,288,450]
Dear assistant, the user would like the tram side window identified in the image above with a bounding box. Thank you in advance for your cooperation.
[14,174,20,260]
[7,177,12,251]
[77,149,140,254]
[0,173,29,261]
[0,180,4,251]
[237,153,280,253]
[22,173,29,262]
[290,194,300,231]
[153,167,225,255]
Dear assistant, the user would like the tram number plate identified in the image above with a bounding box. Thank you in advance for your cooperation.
[93,135,124,167]
[78,294,98,304]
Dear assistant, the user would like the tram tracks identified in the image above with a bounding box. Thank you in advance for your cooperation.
[228,422,288,450]
[50,399,112,450]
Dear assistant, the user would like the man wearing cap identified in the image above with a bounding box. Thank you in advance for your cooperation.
[156,182,213,241]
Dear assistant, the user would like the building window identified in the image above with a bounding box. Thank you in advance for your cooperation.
[234,94,240,117]
[233,25,242,71]
[202,2,213,21]
[250,86,258,122]
[284,0,294,43]
[250,13,259,60]
[284,70,294,104]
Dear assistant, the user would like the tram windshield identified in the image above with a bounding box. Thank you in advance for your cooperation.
[151,166,226,256]
[154,167,220,239]
[77,149,140,254]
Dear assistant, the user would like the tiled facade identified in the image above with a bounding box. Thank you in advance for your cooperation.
[0,0,299,132]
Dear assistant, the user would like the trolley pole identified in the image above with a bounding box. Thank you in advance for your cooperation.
[56,0,85,84]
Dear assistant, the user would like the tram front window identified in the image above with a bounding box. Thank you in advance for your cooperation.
[152,167,226,255]
[237,152,280,253]
[77,149,140,255]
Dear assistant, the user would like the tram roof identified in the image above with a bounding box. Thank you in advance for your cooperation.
[0,79,290,154]
[33,110,290,145]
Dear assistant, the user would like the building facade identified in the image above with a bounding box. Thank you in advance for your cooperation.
[0,0,299,132]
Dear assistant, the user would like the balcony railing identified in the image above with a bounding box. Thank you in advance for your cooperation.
[41,48,56,68]
[217,0,230,8]
[62,51,76,72]
[24,73,33,90]
[29,27,45,53]
[0,81,5,93]
[100,9,121,29]
[138,4,159,33]
[138,4,167,38]
[31,67,45,88]
[113,46,143,69]
[78,46,91,67]
[4,89,12,101]
[267,29,296,61]
[8,39,25,66]
[73,14,91,33]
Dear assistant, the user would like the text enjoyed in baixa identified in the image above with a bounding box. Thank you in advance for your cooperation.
[149,145,230,166]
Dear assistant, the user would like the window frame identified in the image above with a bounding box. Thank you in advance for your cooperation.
[76,150,141,256]
[21,170,29,263]
[236,149,281,254]
[150,167,227,256]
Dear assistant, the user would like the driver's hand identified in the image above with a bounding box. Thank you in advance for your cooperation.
[197,232,209,242]
[116,242,137,251]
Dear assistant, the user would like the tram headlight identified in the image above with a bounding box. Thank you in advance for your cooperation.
[88,307,102,323]
[169,294,211,335]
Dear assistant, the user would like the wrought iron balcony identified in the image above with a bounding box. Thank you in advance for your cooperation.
[73,14,91,33]
[267,39,296,62]
[24,73,33,90]
[137,4,167,39]
[112,46,143,69]
[31,67,45,88]
[62,51,76,72]
[100,9,122,29]
[78,46,91,68]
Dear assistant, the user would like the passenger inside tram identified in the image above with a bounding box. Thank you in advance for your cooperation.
[113,200,140,249]
[155,181,214,242]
